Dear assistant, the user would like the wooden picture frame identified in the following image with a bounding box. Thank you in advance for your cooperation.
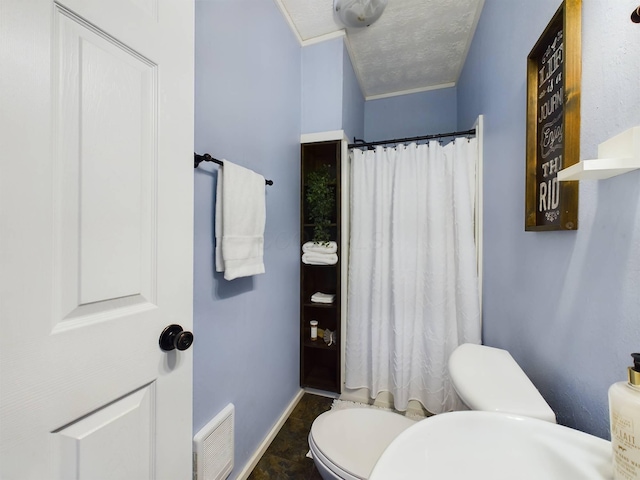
[525,0,581,231]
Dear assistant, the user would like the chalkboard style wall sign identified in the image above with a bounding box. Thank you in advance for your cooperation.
[525,0,581,231]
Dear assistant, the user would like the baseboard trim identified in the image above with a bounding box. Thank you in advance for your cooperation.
[236,388,305,480]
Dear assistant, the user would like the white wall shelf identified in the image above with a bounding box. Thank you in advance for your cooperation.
[558,126,640,181]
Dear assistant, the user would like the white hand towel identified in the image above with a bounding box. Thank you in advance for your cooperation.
[311,292,335,304]
[302,252,338,265]
[302,241,338,254]
[215,160,266,280]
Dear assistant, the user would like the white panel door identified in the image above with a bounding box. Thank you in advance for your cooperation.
[0,0,194,478]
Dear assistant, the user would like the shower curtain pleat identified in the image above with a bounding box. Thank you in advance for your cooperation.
[345,139,481,414]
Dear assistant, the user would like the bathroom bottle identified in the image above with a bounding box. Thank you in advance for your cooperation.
[609,353,640,480]
[310,320,318,341]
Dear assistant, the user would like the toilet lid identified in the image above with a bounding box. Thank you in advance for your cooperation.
[449,344,556,423]
[310,408,416,479]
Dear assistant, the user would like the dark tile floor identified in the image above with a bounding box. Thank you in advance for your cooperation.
[248,393,333,480]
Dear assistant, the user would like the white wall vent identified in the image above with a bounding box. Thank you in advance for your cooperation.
[193,403,234,480]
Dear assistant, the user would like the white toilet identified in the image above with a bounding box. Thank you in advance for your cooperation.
[308,343,556,480]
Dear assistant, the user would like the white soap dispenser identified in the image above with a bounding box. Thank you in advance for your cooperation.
[609,353,640,480]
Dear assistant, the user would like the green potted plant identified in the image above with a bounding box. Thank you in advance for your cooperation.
[305,165,335,245]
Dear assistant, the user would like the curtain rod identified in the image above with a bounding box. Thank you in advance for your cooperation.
[194,153,273,186]
[348,128,476,149]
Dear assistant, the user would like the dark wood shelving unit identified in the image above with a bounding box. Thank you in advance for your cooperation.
[303,338,338,350]
[300,140,342,393]
[302,303,337,309]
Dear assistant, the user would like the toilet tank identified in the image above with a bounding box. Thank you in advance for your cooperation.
[448,344,557,423]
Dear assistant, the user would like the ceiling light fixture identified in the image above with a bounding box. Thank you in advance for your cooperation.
[334,0,388,28]
[632,5,640,23]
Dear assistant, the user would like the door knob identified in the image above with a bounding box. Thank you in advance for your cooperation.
[159,324,194,351]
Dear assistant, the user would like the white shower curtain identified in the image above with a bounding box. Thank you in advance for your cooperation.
[345,138,481,414]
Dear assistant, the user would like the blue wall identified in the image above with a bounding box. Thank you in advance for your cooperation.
[364,87,458,142]
[342,42,365,142]
[301,37,365,139]
[458,0,640,439]
[301,37,344,134]
[194,1,302,476]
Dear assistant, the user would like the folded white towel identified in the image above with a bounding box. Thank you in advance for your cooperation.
[302,241,338,254]
[311,292,335,304]
[311,298,333,304]
[302,252,338,265]
[215,160,266,280]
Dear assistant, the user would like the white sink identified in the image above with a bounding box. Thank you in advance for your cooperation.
[369,411,613,480]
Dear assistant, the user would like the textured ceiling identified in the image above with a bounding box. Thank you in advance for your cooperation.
[278,0,485,99]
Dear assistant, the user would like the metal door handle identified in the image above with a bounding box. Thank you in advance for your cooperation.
[159,324,194,351]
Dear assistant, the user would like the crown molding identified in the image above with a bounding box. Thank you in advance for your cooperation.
[366,82,457,101]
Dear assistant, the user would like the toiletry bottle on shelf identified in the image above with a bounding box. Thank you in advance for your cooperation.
[609,353,640,480]
[310,320,318,341]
